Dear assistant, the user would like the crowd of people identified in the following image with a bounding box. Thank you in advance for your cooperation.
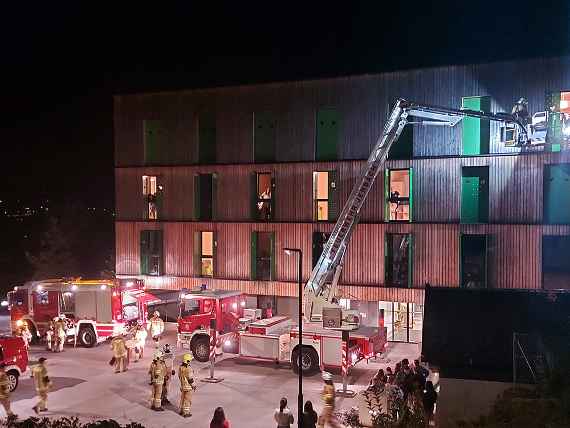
[366,358,437,424]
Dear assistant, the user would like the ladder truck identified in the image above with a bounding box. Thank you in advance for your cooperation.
[178,99,528,374]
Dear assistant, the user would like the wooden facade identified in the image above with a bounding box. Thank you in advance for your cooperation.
[114,55,570,306]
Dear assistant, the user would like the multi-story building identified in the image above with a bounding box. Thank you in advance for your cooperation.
[114,56,570,344]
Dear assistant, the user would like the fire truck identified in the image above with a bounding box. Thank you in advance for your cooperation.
[7,278,161,347]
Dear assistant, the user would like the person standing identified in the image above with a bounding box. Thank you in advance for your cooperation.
[46,320,55,351]
[31,357,51,414]
[111,334,128,373]
[134,322,148,362]
[274,397,294,428]
[161,344,174,406]
[0,363,16,419]
[210,406,230,428]
[178,353,195,418]
[318,372,342,428]
[422,381,438,425]
[147,311,165,347]
[302,401,318,428]
[149,350,166,411]
[18,321,33,350]
[56,315,67,352]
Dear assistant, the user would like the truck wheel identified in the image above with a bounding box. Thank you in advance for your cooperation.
[292,347,319,374]
[79,327,96,348]
[191,336,210,362]
[6,370,18,392]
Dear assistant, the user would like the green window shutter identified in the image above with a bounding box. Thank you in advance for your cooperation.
[384,169,390,222]
[155,230,164,275]
[253,112,276,162]
[544,164,570,224]
[193,232,201,276]
[328,170,339,221]
[250,232,258,280]
[316,108,340,161]
[270,176,276,221]
[408,168,413,222]
[212,232,217,277]
[155,177,164,218]
[140,230,150,275]
[461,96,491,155]
[199,113,217,163]
[461,167,489,224]
[384,234,391,285]
[250,173,258,220]
[193,174,201,221]
[269,232,276,280]
[545,92,563,149]
[211,173,218,221]
[142,193,149,220]
[407,234,413,288]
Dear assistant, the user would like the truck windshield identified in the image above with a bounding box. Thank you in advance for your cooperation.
[179,299,200,317]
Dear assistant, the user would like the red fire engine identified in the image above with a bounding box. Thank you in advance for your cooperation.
[7,278,161,347]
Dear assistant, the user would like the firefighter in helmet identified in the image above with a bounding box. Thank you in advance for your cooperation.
[147,311,165,347]
[134,321,148,362]
[56,315,67,352]
[46,319,55,351]
[161,343,174,406]
[318,371,342,428]
[111,333,128,373]
[31,357,51,415]
[0,362,16,419]
[178,353,195,418]
[149,350,166,411]
[17,320,33,350]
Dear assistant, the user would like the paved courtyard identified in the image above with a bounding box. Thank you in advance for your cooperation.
[3,319,419,427]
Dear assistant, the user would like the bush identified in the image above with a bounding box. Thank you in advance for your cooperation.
[0,417,146,428]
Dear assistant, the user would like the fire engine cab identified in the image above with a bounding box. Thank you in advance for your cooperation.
[8,278,161,347]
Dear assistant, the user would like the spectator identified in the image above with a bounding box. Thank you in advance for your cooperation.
[302,400,318,428]
[422,381,438,424]
[386,366,394,383]
[414,359,429,383]
[274,397,294,428]
[210,406,230,428]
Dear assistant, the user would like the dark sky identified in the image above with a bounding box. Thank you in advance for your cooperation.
[1,1,568,207]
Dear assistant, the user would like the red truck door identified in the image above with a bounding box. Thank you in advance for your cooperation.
[8,290,29,323]
[32,290,59,324]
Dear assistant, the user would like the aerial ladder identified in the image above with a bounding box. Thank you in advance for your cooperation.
[304,98,529,328]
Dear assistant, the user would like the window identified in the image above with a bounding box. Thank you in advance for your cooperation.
[385,233,412,288]
[461,166,489,224]
[60,292,75,313]
[316,108,340,161]
[194,173,217,221]
[385,169,412,222]
[379,301,423,343]
[543,236,570,289]
[36,291,49,305]
[544,164,570,224]
[194,231,215,277]
[250,231,275,281]
[251,173,275,221]
[254,112,276,162]
[313,171,338,221]
[198,113,216,163]
[461,96,490,155]
[312,232,331,268]
[387,100,413,159]
[140,230,163,276]
[143,120,168,164]
[460,234,488,288]
[142,175,163,220]
[545,91,570,151]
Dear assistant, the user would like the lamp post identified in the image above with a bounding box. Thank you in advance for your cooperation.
[284,247,303,427]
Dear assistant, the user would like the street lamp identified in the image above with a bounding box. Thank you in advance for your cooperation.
[284,247,303,427]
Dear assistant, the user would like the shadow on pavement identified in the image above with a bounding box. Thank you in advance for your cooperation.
[12,377,86,401]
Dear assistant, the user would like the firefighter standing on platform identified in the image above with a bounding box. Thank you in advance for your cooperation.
[178,353,195,418]
[149,350,166,411]
[161,344,174,406]
[147,311,165,347]
[111,334,128,373]
[0,363,16,419]
[318,371,342,428]
[31,357,51,414]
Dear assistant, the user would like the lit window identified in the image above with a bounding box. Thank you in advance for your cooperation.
[386,169,411,222]
[142,176,159,220]
[314,171,329,221]
[255,173,273,221]
[201,232,214,277]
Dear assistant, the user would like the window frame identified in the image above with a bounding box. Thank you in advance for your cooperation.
[385,168,413,223]
[313,171,330,222]
[253,172,274,221]
[384,233,413,288]
[460,166,489,224]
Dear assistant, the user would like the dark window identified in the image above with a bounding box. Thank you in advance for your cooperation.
[387,100,413,160]
[461,96,490,155]
[461,166,489,224]
[198,113,216,163]
[250,232,275,281]
[316,108,340,161]
[143,120,169,164]
[385,169,412,222]
[194,173,217,221]
[312,232,331,268]
[252,173,274,221]
[543,236,570,290]
[142,175,164,220]
[194,231,215,277]
[385,233,412,288]
[313,171,338,221]
[545,91,570,151]
[254,112,276,162]
[544,164,570,224]
[460,234,488,288]
[140,230,164,276]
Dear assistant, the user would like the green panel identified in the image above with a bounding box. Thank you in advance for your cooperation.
[384,169,390,222]
[407,234,413,288]
[140,230,150,275]
[250,173,258,220]
[316,108,340,161]
[328,170,339,221]
[155,177,164,218]
[193,174,201,220]
[154,230,164,275]
[384,233,391,285]
[144,120,168,164]
[545,92,562,149]
[254,112,276,162]
[461,167,489,224]
[270,176,276,220]
[269,232,276,280]
[389,125,413,160]
[250,232,258,280]
[544,164,570,224]
[461,96,490,155]
[409,168,413,222]
[193,232,201,276]
[199,113,216,164]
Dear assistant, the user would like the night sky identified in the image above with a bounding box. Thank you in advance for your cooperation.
[1,1,568,208]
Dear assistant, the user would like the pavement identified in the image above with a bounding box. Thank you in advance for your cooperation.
[1,316,420,427]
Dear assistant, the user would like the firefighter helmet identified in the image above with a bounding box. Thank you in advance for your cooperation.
[322,371,333,381]
[153,350,163,360]
[183,353,193,363]
[153,311,160,317]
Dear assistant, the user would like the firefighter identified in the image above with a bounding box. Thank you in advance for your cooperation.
[318,371,342,428]
[56,315,67,352]
[147,311,165,347]
[134,322,148,362]
[178,353,195,418]
[46,319,55,351]
[111,334,128,373]
[149,350,166,411]
[17,321,33,350]
[31,357,51,414]
[0,363,16,419]
[161,343,175,405]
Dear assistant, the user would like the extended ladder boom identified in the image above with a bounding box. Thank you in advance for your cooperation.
[304,98,528,325]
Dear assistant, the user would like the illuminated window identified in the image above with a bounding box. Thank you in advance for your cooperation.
[386,169,411,222]
[313,171,337,221]
[253,173,274,221]
[142,175,162,220]
[200,232,214,277]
